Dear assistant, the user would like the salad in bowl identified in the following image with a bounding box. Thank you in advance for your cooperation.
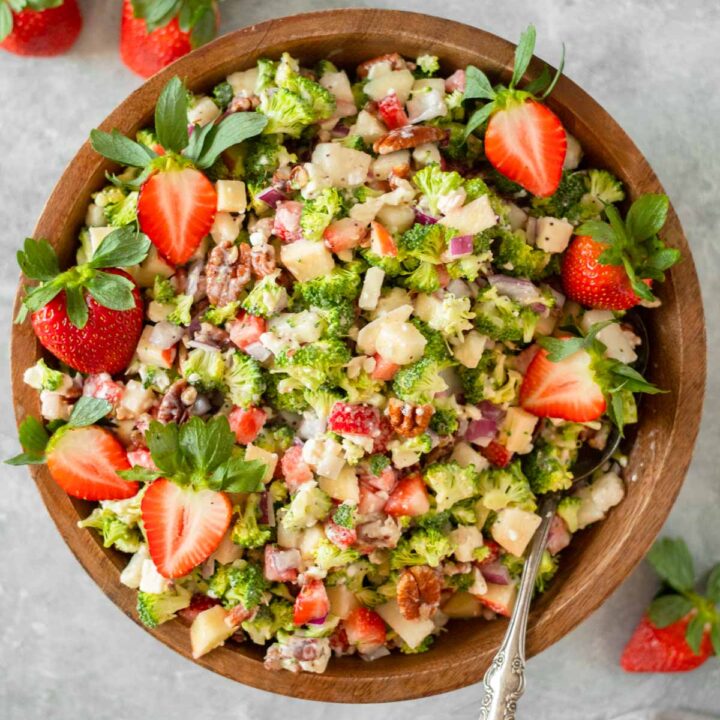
[9,26,679,675]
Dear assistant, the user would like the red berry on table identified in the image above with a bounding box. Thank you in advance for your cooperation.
[0,0,82,57]
[293,579,330,625]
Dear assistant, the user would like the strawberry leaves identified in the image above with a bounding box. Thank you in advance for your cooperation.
[0,0,63,41]
[89,129,157,167]
[155,76,190,153]
[130,0,218,47]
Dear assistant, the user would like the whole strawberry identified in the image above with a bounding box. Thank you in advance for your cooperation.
[16,227,150,374]
[0,0,82,56]
[621,537,719,673]
[120,0,219,78]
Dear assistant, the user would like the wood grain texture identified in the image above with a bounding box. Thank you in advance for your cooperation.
[10,8,706,703]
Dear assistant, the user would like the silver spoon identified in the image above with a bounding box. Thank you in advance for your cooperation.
[478,313,648,720]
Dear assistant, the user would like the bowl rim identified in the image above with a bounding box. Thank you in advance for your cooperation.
[10,7,706,703]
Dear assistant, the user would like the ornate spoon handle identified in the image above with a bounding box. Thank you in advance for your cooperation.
[478,498,557,720]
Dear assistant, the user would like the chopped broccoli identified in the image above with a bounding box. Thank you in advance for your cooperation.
[523,443,574,495]
[487,168,525,196]
[429,404,459,436]
[423,461,479,512]
[399,635,435,654]
[79,505,143,553]
[231,494,272,549]
[557,496,582,533]
[275,338,351,391]
[411,318,452,365]
[412,164,464,215]
[332,503,356,529]
[493,231,554,281]
[582,169,625,213]
[415,55,440,77]
[314,540,361,570]
[23,358,67,392]
[244,135,290,184]
[501,553,525,579]
[530,171,588,220]
[226,352,265,408]
[254,425,295,454]
[281,481,332,531]
[400,261,441,293]
[474,286,538,343]
[294,267,362,307]
[208,561,269,610]
[429,294,475,342]
[326,559,374,592]
[300,187,345,241]
[449,498,477,524]
[391,433,433,459]
[104,190,138,227]
[390,527,454,569]
[464,177,508,220]
[241,271,288,318]
[278,72,336,121]
[316,300,356,338]
[241,598,295,644]
[398,223,449,264]
[478,462,537,512]
[445,571,475,591]
[152,275,175,303]
[265,374,309,413]
[359,248,406,277]
[392,357,448,404]
[535,550,559,593]
[181,348,226,391]
[269,479,290,504]
[136,588,191,628]
[304,387,345,421]
[446,254,486,282]
[212,81,234,110]
[315,59,339,76]
[368,454,390,476]
[259,87,316,137]
[167,294,193,325]
[457,347,521,406]
[434,120,482,164]
[256,58,278,92]
[337,369,384,404]
[343,134,367,152]
[204,301,241,326]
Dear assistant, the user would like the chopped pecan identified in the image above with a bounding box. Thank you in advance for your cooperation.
[250,243,276,278]
[206,240,251,306]
[386,398,434,437]
[357,52,407,79]
[373,125,448,155]
[157,379,193,424]
[192,321,231,349]
[396,565,442,621]
[228,95,259,112]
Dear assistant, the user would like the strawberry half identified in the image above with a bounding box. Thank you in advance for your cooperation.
[344,607,387,653]
[520,345,606,422]
[46,426,138,501]
[0,0,82,57]
[138,166,217,266]
[479,441,513,468]
[141,479,232,579]
[228,406,267,445]
[384,473,431,517]
[293,579,330,625]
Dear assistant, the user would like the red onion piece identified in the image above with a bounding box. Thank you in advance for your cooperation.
[259,492,276,527]
[478,400,505,422]
[331,123,350,137]
[308,614,329,625]
[547,515,571,556]
[414,208,438,225]
[449,234,474,257]
[488,275,541,304]
[530,302,550,316]
[480,561,511,586]
[257,186,287,209]
[465,418,498,442]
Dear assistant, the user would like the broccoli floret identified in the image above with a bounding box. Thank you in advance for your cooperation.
[226,352,265,408]
[242,270,288,318]
[464,177,508,221]
[315,59,339,76]
[208,561,269,610]
[152,275,175,303]
[449,498,477,525]
[535,550,559,593]
[429,294,475,342]
[446,571,475,591]
[304,386,345,421]
[275,339,351,391]
[231,494,272,549]
[181,348,226,390]
[415,55,440,77]
[137,588,191,628]
[300,187,345,241]
[314,540,361,570]
[212,81,234,110]
[493,231,554,281]
[399,635,435,654]
[167,294,193,325]
[487,168,525,196]
[241,598,295,644]
[411,318,452,365]
[343,134,367,152]
[392,357,448,404]
[523,443,574,495]
[244,135,288,184]
[446,254,486,282]
[316,300,356,338]
[474,286,538,343]
[390,527,454,569]
[281,481,332,531]
[478,462,537,512]
[583,169,625,209]
[359,248,406,277]
[256,58,278,92]
[429,405,459,436]
[259,88,316,137]
[294,267,362,307]
[79,505,143,553]
[557,496,582,533]
[412,164,464,215]
[391,433,433,460]
[104,190,139,227]
[332,503,356,528]
[400,262,441,293]
[265,374,309,413]
[278,73,336,121]
[23,358,67,392]
[204,301,241,326]
[368,454,390,476]
[326,559,373,592]
[269,479,290,504]
[423,461,479,512]
[254,425,295,454]
[530,171,587,220]
[399,223,449,264]
[337,370,384,404]
[501,553,525,579]
[434,120,482,164]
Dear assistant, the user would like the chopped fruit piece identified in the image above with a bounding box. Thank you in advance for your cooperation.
[384,473,430,517]
[281,445,314,492]
[228,406,267,445]
[370,221,398,257]
[1,0,82,57]
[476,582,518,617]
[178,594,221,623]
[264,545,300,583]
[358,483,387,515]
[293,579,330,625]
[377,93,409,130]
[479,441,513,469]
[328,402,380,437]
[372,354,400,381]
[190,605,234,659]
[272,201,303,242]
[323,218,368,253]
[229,312,267,351]
[344,607,387,652]
[325,519,357,549]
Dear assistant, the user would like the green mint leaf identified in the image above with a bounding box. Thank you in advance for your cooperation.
[195,112,269,169]
[685,613,706,655]
[626,193,669,243]
[8,415,51,464]
[155,76,190,154]
[706,563,720,604]
[22,281,63,313]
[65,285,89,329]
[179,415,235,475]
[90,129,155,168]
[85,271,136,311]
[69,397,112,427]
[211,457,266,493]
[538,335,586,362]
[189,5,216,48]
[17,237,59,281]
[464,102,495,140]
[622,256,656,302]
[464,66,496,101]
[575,220,616,246]
[183,119,217,165]
[14,303,28,325]
[117,466,162,482]
[0,3,13,42]
[648,594,694,628]
[510,24,536,89]
[88,227,151,269]
[106,164,154,191]
[711,623,720,658]
[608,390,625,432]
[610,363,662,394]
[647,537,696,593]
[146,420,182,477]
[5,451,46,466]
[540,42,565,99]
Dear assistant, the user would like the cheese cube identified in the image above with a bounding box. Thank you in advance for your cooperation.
[119,379,155,417]
[498,407,539,455]
[535,217,574,253]
[88,226,114,256]
[311,142,373,188]
[281,239,335,282]
[452,330,488,368]
[129,246,174,288]
[376,204,415,234]
[449,525,484,562]
[371,150,410,180]
[216,180,247,214]
[211,211,242,244]
[375,321,427,365]
[491,507,542,557]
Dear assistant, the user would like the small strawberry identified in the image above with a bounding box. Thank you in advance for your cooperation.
[479,440,513,468]
[280,445,314,492]
[16,230,149,374]
[463,25,566,196]
[384,473,430,517]
[344,607,387,653]
[120,0,219,79]
[563,195,680,310]
[377,93,409,130]
[621,538,720,672]
[229,312,266,351]
[0,0,82,57]
[228,406,266,445]
[328,402,380,437]
[323,218,368,254]
[293,579,330,625]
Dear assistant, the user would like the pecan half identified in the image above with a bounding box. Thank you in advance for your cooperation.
[396,566,442,621]
[228,95,259,112]
[357,52,407,79]
[373,125,448,155]
[206,240,251,307]
[386,398,434,438]
[157,379,192,425]
[250,243,276,278]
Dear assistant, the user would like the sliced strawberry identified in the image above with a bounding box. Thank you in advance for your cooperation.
[323,218,369,253]
[264,544,300,583]
[293,579,330,625]
[370,221,398,257]
[377,93,409,130]
[371,354,400,381]
[229,312,266,351]
[363,465,397,493]
[137,167,217,266]
[126,447,158,471]
[272,200,303,243]
[328,402,379,436]
[384,473,430,517]
[228,406,267,445]
[475,539,502,566]
[479,441,513,468]
[178,594,220,623]
[358,483,387,516]
[621,615,713,673]
[373,415,394,453]
[280,445,314,492]
[562,235,650,311]
[484,98,566,197]
[83,373,124,406]
[520,344,606,422]
[141,479,232,579]
[344,607,387,653]
[46,426,137,501]
[445,69,466,93]
[325,520,357,549]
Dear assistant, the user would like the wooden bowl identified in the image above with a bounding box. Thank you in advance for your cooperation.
[11,8,706,703]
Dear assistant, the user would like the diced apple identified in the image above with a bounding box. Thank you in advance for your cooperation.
[451,441,490,473]
[376,599,435,649]
[364,69,415,104]
[407,79,447,123]
[376,204,415,234]
[535,217,573,253]
[358,266,385,311]
[507,203,528,231]
[371,150,410,180]
[135,326,174,369]
[298,525,326,560]
[441,591,484,619]
[319,70,355,107]
[350,110,387,143]
[311,143,372,188]
[119,545,149,589]
[412,142,442,167]
[277,516,303,549]
[439,195,497,235]
[491,507,542,557]
[318,464,359,504]
[146,300,173,323]
[356,304,414,355]
[476,582,518,617]
[190,605,235,659]
[413,292,442,324]
[188,96,221,127]
[139,557,172,594]
[211,529,244,565]
[327,584,360,619]
[281,239,335,282]
[244,444,278,483]
[210,211,242,244]
[216,180,247,214]
[118,379,155,417]
[227,67,259,96]
[452,330,487,368]
[375,321,427,365]
[449,525,484,562]
[498,407,539,455]
[88,226,114,255]
[129,246,175,288]
[563,132,583,170]
[581,310,638,363]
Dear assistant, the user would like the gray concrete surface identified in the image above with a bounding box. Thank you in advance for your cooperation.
[0,1,718,718]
